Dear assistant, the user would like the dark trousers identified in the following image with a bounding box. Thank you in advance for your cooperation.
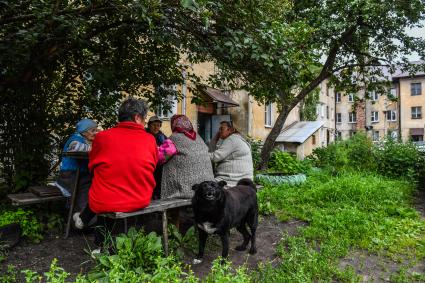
[80,205,116,247]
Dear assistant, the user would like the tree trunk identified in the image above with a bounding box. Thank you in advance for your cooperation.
[258,107,290,170]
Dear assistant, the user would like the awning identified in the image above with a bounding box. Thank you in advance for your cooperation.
[410,128,424,135]
[276,121,324,144]
[201,87,239,107]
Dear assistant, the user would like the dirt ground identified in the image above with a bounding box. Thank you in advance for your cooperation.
[1,215,303,282]
[1,189,424,282]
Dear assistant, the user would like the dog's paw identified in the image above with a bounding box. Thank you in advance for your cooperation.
[235,245,247,251]
[192,258,203,265]
[249,247,257,254]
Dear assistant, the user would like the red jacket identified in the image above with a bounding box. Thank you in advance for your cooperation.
[88,122,158,213]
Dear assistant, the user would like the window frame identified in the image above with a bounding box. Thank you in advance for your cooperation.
[385,110,397,121]
[335,92,341,103]
[411,106,422,119]
[265,103,273,127]
[348,112,357,123]
[336,113,342,124]
[411,83,422,96]
[348,93,355,102]
[370,111,379,123]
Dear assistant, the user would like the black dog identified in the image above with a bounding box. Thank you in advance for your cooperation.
[191,178,258,264]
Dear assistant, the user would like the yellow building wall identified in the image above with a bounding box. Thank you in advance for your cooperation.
[399,77,425,142]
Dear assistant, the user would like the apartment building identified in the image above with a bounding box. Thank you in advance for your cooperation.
[332,63,425,143]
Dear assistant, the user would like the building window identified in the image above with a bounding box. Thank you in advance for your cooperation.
[390,87,397,98]
[411,135,424,142]
[369,91,379,101]
[371,111,379,123]
[336,131,342,140]
[336,113,342,123]
[348,93,355,102]
[312,134,316,145]
[349,130,357,137]
[411,83,422,96]
[265,103,272,127]
[335,92,341,103]
[372,131,379,141]
[154,85,178,119]
[348,112,357,123]
[411,107,422,119]
[326,106,329,119]
[386,110,397,121]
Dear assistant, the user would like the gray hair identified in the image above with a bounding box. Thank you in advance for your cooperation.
[118,98,148,122]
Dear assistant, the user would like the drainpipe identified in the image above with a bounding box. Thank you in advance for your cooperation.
[396,80,401,141]
[247,94,252,136]
[182,70,187,115]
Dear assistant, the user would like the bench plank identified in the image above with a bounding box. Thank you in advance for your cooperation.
[7,192,66,206]
[103,198,192,219]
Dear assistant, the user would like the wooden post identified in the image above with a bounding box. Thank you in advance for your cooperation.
[64,167,80,239]
[162,210,168,256]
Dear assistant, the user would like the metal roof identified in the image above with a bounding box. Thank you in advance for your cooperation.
[201,87,239,107]
[276,121,324,143]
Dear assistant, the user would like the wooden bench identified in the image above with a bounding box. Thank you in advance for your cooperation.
[7,186,66,206]
[101,198,192,256]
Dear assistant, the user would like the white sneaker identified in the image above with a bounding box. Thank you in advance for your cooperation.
[90,248,102,259]
[72,212,84,229]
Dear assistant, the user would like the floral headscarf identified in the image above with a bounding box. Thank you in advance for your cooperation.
[171,114,196,140]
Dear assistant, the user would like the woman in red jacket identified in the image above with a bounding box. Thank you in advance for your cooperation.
[73,98,157,247]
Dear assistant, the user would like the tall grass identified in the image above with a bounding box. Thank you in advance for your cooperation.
[256,171,425,281]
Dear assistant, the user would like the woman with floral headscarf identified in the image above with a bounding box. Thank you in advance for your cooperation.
[161,115,214,199]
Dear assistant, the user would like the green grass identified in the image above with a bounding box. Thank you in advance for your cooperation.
[256,171,425,282]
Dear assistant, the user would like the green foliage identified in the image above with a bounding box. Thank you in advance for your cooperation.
[309,134,425,183]
[168,224,198,258]
[87,227,197,282]
[299,90,319,121]
[374,139,425,181]
[256,171,425,280]
[246,137,262,170]
[0,265,17,283]
[0,209,43,242]
[268,150,310,175]
[204,258,252,283]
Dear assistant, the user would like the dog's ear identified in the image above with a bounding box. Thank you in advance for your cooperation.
[218,180,227,187]
[192,184,200,191]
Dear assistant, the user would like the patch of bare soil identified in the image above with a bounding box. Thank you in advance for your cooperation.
[339,188,425,282]
[340,250,425,282]
[186,216,307,278]
[1,216,306,282]
[1,231,96,282]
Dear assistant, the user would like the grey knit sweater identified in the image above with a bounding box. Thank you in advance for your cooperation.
[161,133,214,199]
[209,134,254,186]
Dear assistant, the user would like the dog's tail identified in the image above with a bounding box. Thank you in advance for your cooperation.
[237,178,257,191]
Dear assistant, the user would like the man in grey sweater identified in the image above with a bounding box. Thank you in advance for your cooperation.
[209,121,254,187]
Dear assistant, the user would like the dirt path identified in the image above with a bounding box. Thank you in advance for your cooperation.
[1,216,305,281]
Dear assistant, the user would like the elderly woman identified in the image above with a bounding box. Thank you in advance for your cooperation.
[55,119,98,211]
[209,121,253,187]
[161,115,214,199]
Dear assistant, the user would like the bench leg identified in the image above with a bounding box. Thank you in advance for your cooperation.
[162,210,168,256]
[64,167,80,239]
[124,218,128,234]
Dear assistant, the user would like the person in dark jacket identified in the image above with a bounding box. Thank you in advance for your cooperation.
[146,116,167,199]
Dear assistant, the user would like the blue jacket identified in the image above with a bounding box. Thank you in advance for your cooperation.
[60,133,89,172]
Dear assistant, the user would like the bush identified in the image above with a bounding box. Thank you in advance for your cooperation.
[0,209,43,242]
[268,150,310,175]
[246,136,262,170]
[374,139,425,181]
[309,133,376,174]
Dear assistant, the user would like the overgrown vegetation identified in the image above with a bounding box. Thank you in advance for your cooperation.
[0,209,43,242]
[256,171,425,281]
[309,133,425,184]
